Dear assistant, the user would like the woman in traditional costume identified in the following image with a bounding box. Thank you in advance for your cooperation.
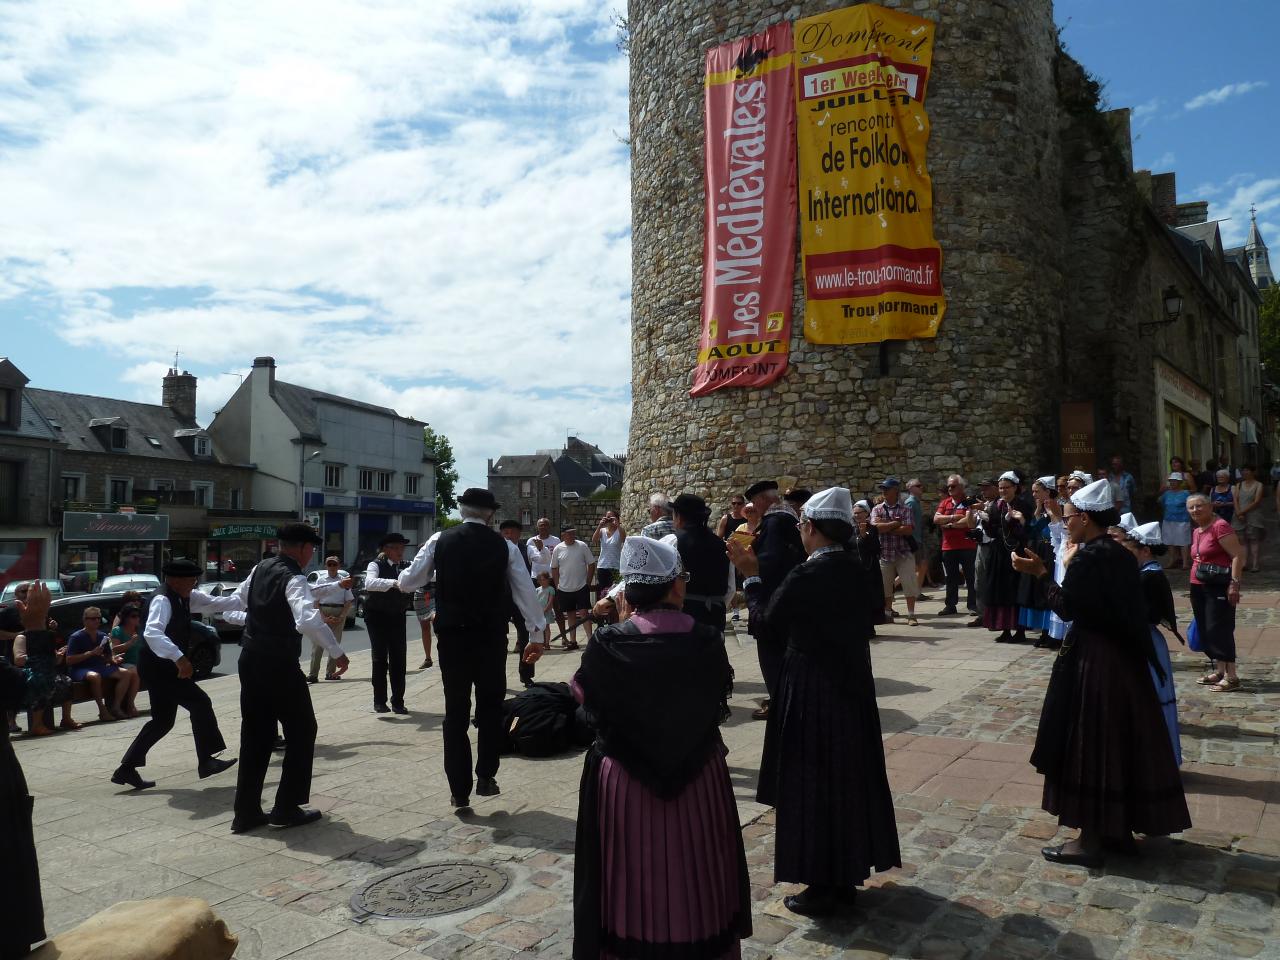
[1123,522,1183,765]
[851,500,887,629]
[573,537,749,960]
[729,488,900,916]
[980,471,1032,643]
[1013,478,1191,868]
[1015,476,1057,645]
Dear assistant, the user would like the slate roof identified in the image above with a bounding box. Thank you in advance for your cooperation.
[1176,221,1219,248]
[26,388,221,462]
[554,453,603,496]
[0,393,61,443]
[271,380,422,440]
[489,454,553,478]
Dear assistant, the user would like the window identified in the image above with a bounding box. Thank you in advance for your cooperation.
[230,488,243,510]
[405,474,421,496]
[61,474,82,502]
[324,464,343,488]
[400,516,421,535]
[520,479,533,497]
[194,436,210,457]
[152,479,174,493]
[191,481,214,508]
[358,468,374,491]
[359,469,393,492]
[108,476,132,505]
[144,436,162,448]
[110,426,127,451]
[520,509,533,526]
[0,389,13,428]
[0,461,19,522]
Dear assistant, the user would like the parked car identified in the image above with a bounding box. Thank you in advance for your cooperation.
[94,573,161,594]
[0,579,67,603]
[305,569,360,628]
[349,557,412,619]
[47,589,222,680]
[193,581,247,638]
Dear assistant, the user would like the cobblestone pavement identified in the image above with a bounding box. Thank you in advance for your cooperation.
[15,578,1279,959]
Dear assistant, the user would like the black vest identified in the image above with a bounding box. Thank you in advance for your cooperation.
[242,556,305,660]
[363,555,408,614]
[676,525,730,630]
[140,584,192,669]
[434,523,511,634]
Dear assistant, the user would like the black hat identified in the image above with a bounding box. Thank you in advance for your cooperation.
[277,522,324,545]
[458,487,500,510]
[671,493,710,523]
[379,532,411,547]
[783,487,812,505]
[744,479,778,499]
[162,557,202,577]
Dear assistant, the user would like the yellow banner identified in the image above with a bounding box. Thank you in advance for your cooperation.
[794,3,945,343]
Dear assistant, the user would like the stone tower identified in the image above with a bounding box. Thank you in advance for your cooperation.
[625,0,1069,516]
[162,368,198,424]
[1245,208,1274,290]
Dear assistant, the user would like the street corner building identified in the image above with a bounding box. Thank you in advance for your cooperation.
[623,0,1274,516]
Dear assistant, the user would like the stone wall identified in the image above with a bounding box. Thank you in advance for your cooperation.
[0,437,61,527]
[59,451,255,511]
[625,0,1070,526]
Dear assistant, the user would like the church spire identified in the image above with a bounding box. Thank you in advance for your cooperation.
[1245,204,1273,289]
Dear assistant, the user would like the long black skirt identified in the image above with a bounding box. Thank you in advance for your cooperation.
[1,738,45,960]
[1032,626,1191,838]
[759,646,901,887]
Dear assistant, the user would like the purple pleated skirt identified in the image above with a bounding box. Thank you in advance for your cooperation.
[595,749,744,959]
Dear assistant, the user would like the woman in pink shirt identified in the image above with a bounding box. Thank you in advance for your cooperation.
[1186,494,1245,692]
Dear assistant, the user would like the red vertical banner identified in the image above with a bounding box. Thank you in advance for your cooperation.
[691,23,797,398]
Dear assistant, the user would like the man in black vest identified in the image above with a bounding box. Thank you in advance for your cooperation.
[499,519,536,686]
[670,493,733,633]
[111,558,240,790]
[231,523,349,834]
[397,489,546,807]
[362,532,412,713]
[744,479,804,720]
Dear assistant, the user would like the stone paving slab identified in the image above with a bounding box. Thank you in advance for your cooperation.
[13,590,1280,959]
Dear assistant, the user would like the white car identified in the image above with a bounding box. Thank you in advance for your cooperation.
[194,581,247,637]
[94,574,161,594]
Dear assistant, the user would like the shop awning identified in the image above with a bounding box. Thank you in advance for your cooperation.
[63,512,170,542]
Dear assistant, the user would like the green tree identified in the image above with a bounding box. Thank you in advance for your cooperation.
[423,426,459,519]
[1261,285,1280,395]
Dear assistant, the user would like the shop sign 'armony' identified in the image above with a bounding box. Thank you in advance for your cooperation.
[691,23,797,397]
[795,4,945,344]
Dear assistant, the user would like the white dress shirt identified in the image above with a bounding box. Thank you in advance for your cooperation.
[364,558,403,594]
[170,564,344,659]
[525,534,560,578]
[397,520,547,636]
[143,588,251,662]
[311,570,355,606]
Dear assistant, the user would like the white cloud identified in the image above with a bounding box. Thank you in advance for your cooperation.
[1154,151,1176,169]
[0,0,633,490]
[1203,176,1280,247]
[1184,81,1267,111]
[1131,97,1160,126]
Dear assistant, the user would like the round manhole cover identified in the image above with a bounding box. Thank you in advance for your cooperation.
[351,861,510,920]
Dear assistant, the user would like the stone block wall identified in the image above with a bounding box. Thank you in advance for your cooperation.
[60,452,255,510]
[625,0,1069,525]
[0,438,60,526]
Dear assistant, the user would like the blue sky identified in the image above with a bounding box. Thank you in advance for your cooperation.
[1,2,1276,492]
[1056,0,1277,247]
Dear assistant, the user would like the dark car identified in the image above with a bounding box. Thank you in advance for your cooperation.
[47,589,222,680]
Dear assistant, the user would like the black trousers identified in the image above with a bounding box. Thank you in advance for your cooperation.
[437,628,507,798]
[234,649,317,819]
[509,605,534,684]
[755,627,785,701]
[942,549,978,612]
[365,607,407,707]
[121,655,226,769]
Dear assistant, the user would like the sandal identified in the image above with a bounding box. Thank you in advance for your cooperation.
[906,617,920,626]
[1210,677,1241,693]
[59,719,83,731]
[1197,672,1224,686]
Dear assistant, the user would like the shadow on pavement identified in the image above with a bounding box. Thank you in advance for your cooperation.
[875,676,934,697]
[465,806,578,848]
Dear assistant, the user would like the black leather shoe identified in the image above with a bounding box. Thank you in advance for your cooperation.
[450,795,471,809]
[966,617,983,628]
[373,702,390,713]
[198,756,237,780]
[939,606,958,616]
[476,778,500,796]
[273,736,287,751]
[391,702,409,715]
[783,885,843,917]
[1041,844,1104,868]
[269,806,323,829]
[111,765,155,790]
[231,812,270,834]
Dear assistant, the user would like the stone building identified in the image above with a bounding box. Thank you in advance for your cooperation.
[623,0,1268,520]
[0,358,64,585]
[487,454,561,531]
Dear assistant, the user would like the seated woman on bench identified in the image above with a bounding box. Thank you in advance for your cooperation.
[65,606,140,722]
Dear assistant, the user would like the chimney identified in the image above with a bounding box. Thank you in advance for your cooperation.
[162,368,198,423]
[252,356,276,396]
[1150,172,1178,226]
[1175,201,1209,227]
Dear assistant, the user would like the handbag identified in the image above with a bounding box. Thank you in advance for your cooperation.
[1187,617,1202,653]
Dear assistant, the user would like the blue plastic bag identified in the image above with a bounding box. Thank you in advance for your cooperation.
[1187,618,1202,653]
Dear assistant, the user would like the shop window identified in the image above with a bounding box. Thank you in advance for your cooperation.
[191,481,214,507]
[0,460,19,523]
[324,464,343,488]
[405,474,421,495]
[108,476,132,506]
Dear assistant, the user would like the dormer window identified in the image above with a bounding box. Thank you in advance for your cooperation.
[110,426,127,450]
[0,388,12,427]
[195,436,210,457]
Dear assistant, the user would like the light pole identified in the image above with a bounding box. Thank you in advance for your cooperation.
[299,447,323,520]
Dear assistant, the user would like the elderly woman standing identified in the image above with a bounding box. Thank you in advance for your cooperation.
[1187,493,1245,692]
[730,488,900,916]
[978,471,1032,644]
[573,537,749,959]
[1012,479,1190,867]
[1158,473,1192,570]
